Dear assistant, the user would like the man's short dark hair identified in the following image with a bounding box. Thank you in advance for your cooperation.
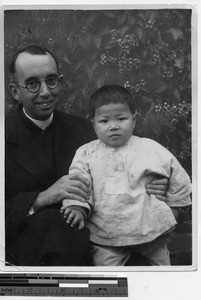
[89,85,136,118]
[9,45,59,75]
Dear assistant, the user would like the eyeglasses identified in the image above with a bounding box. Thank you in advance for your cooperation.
[17,75,63,93]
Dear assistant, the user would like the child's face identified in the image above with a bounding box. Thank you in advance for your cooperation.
[92,103,136,147]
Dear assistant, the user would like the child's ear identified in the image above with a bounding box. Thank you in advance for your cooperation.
[9,83,21,102]
[133,115,136,126]
[91,119,95,128]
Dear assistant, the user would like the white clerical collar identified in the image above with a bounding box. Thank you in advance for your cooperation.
[23,108,53,131]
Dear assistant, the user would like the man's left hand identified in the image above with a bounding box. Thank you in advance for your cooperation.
[146,177,168,201]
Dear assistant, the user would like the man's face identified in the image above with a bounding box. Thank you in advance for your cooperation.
[11,52,61,120]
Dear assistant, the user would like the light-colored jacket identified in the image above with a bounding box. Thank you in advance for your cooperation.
[64,136,191,247]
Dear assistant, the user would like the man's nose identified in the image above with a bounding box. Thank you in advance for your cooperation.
[39,81,51,97]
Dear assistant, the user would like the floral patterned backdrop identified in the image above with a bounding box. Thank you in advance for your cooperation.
[4,9,192,180]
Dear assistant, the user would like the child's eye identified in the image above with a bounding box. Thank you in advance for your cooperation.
[99,119,108,123]
[119,117,127,121]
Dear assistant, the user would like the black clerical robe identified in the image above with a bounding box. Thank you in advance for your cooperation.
[5,105,96,266]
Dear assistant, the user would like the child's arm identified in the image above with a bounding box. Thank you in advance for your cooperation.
[61,145,94,217]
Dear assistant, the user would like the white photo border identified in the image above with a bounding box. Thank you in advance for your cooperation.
[0,2,198,274]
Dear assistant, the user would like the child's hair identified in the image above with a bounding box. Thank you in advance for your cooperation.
[89,85,136,118]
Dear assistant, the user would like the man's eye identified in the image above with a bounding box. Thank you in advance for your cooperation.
[47,77,58,85]
[27,81,39,88]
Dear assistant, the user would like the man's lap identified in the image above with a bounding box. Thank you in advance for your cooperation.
[6,207,91,266]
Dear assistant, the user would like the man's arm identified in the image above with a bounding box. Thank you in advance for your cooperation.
[6,173,91,231]
[32,173,91,212]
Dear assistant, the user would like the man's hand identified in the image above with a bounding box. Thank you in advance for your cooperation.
[60,206,85,230]
[146,176,169,201]
[33,173,91,211]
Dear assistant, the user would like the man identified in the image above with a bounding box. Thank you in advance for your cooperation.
[5,45,168,266]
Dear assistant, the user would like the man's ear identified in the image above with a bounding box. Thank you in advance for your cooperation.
[9,83,21,102]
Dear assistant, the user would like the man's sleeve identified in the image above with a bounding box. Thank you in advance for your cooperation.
[6,191,40,225]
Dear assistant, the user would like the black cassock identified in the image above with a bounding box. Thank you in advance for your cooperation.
[5,105,95,266]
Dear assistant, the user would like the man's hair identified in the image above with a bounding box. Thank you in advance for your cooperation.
[9,45,58,76]
[89,85,136,118]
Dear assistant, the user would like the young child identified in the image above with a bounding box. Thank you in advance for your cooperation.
[61,85,191,266]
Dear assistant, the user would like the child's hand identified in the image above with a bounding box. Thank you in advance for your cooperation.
[60,207,85,230]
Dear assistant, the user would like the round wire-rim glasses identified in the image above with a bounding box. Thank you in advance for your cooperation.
[17,74,63,93]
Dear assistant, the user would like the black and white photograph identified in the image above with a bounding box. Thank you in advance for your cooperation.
[1,1,200,299]
[0,1,199,291]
